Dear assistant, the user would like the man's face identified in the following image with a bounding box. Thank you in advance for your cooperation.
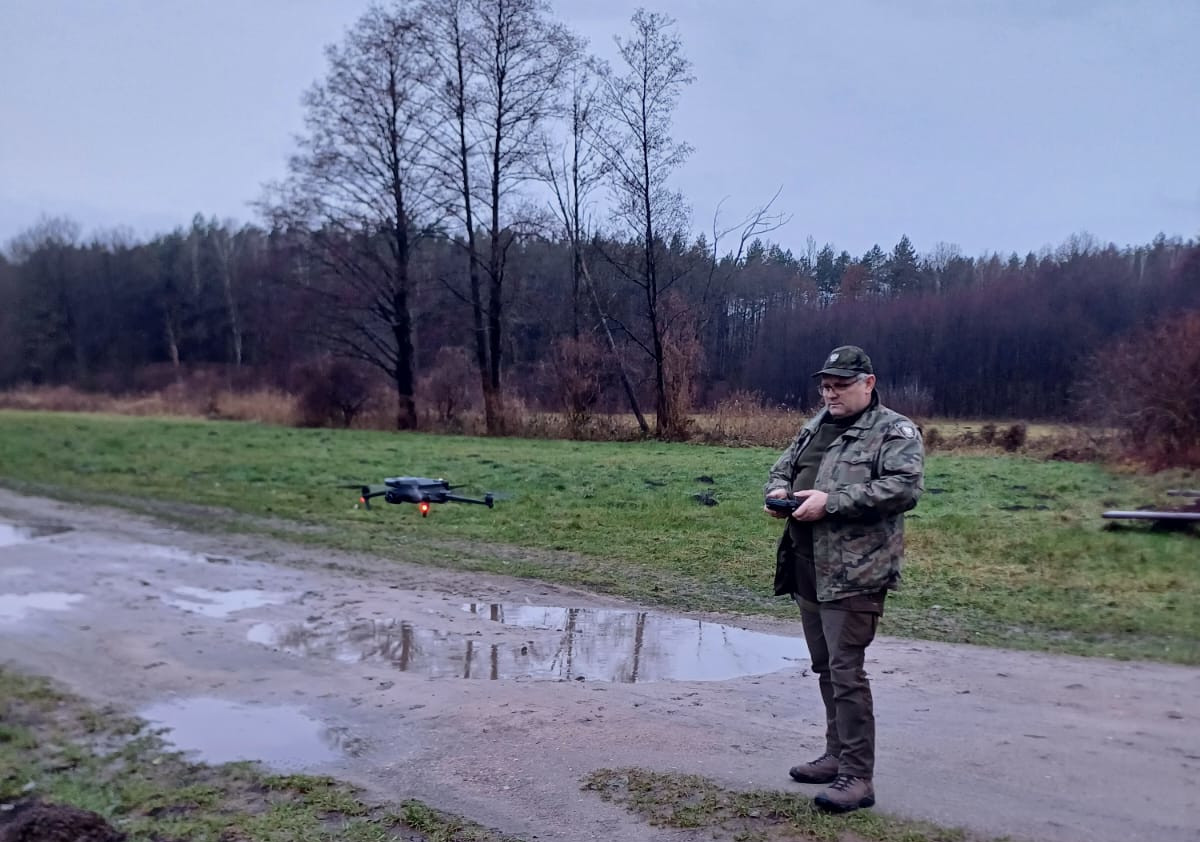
[820,374,875,417]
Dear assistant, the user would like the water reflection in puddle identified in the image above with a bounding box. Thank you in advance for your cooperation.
[0,592,85,622]
[0,523,72,547]
[139,697,341,768]
[163,586,286,618]
[249,604,801,683]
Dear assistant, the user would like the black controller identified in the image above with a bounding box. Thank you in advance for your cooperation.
[764,496,800,514]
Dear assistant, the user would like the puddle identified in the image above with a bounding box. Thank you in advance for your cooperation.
[163,586,286,618]
[0,523,72,547]
[0,591,86,622]
[249,604,802,683]
[139,697,341,768]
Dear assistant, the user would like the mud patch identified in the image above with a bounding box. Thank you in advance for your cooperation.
[139,697,341,768]
[161,586,287,618]
[249,605,801,683]
[0,591,85,622]
[0,798,125,842]
[0,522,72,547]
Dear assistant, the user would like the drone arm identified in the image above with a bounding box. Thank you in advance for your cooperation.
[443,493,495,508]
[359,488,392,510]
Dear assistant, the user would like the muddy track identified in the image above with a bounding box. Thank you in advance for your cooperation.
[0,488,1197,842]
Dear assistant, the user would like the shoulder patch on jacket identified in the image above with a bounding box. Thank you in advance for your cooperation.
[893,421,917,439]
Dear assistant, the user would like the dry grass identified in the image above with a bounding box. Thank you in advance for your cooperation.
[921,420,1069,443]
[0,384,299,426]
[207,388,300,426]
[0,382,1109,460]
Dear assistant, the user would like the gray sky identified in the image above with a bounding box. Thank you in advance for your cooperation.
[2,0,1197,258]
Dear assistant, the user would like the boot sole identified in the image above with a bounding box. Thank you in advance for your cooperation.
[788,770,838,784]
[814,794,875,813]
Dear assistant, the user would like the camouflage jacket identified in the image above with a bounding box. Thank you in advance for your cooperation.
[765,395,924,602]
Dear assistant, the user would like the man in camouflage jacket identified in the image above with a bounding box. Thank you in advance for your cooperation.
[764,345,924,813]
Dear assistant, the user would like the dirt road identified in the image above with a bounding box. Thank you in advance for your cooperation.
[1,488,1196,842]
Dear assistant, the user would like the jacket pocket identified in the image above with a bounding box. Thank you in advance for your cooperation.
[837,452,877,485]
[835,526,891,589]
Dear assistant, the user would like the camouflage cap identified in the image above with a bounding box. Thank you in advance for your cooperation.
[813,345,874,378]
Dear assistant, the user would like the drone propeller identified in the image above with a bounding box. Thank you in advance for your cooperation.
[339,483,390,510]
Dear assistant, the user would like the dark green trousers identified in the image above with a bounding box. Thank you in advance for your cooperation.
[798,596,883,779]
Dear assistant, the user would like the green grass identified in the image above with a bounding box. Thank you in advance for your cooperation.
[582,768,1000,842]
[0,667,523,842]
[0,410,1197,663]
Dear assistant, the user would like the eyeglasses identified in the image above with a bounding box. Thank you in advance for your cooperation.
[817,378,863,395]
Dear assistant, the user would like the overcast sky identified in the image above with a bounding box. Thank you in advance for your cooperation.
[2,0,1197,258]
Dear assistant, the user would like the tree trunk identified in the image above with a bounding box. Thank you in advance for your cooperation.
[579,255,649,434]
[163,312,181,371]
[216,237,244,367]
[486,60,506,434]
[451,21,498,436]
[391,271,416,430]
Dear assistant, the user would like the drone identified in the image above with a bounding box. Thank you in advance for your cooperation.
[347,476,495,517]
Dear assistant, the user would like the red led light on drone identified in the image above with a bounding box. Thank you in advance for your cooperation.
[418,501,430,515]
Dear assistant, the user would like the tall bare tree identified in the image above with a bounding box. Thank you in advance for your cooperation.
[208,221,251,367]
[540,50,649,434]
[417,0,487,422]
[266,3,440,429]
[593,9,695,438]
[421,0,571,434]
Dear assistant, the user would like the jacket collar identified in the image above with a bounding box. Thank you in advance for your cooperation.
[802,390,881,438]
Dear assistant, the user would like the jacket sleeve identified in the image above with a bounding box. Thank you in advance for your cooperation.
[764,436,800,496]
[825,422,924,518]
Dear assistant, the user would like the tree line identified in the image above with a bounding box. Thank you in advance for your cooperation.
[3,214,1195,423]
[1,1,1197,434]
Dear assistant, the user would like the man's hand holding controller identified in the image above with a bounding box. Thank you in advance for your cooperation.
[765,489,830,521]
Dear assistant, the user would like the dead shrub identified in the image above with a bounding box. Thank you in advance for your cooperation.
[1000,422,1027,452]
[295,357,375,428]
[1075,311,1200,469]
[699,391,804,447]
[495,394,540,437]
[658,295,702,440]
[915,420,1041,454]
[1041,428,1110,463]
[979,423,997,444]
[708,389,767,441]
[548,334,608,439]
[417,346,479,428]
[923,426,942,450]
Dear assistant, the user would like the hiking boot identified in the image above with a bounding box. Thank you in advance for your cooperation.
[814,774,875,812]
[788,752,839,784]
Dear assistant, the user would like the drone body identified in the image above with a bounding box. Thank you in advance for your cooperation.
[352,476,495,516]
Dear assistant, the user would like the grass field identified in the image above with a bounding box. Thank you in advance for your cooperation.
[0,410,1196,664]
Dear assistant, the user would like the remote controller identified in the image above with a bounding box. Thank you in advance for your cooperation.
[764,496,800,513]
